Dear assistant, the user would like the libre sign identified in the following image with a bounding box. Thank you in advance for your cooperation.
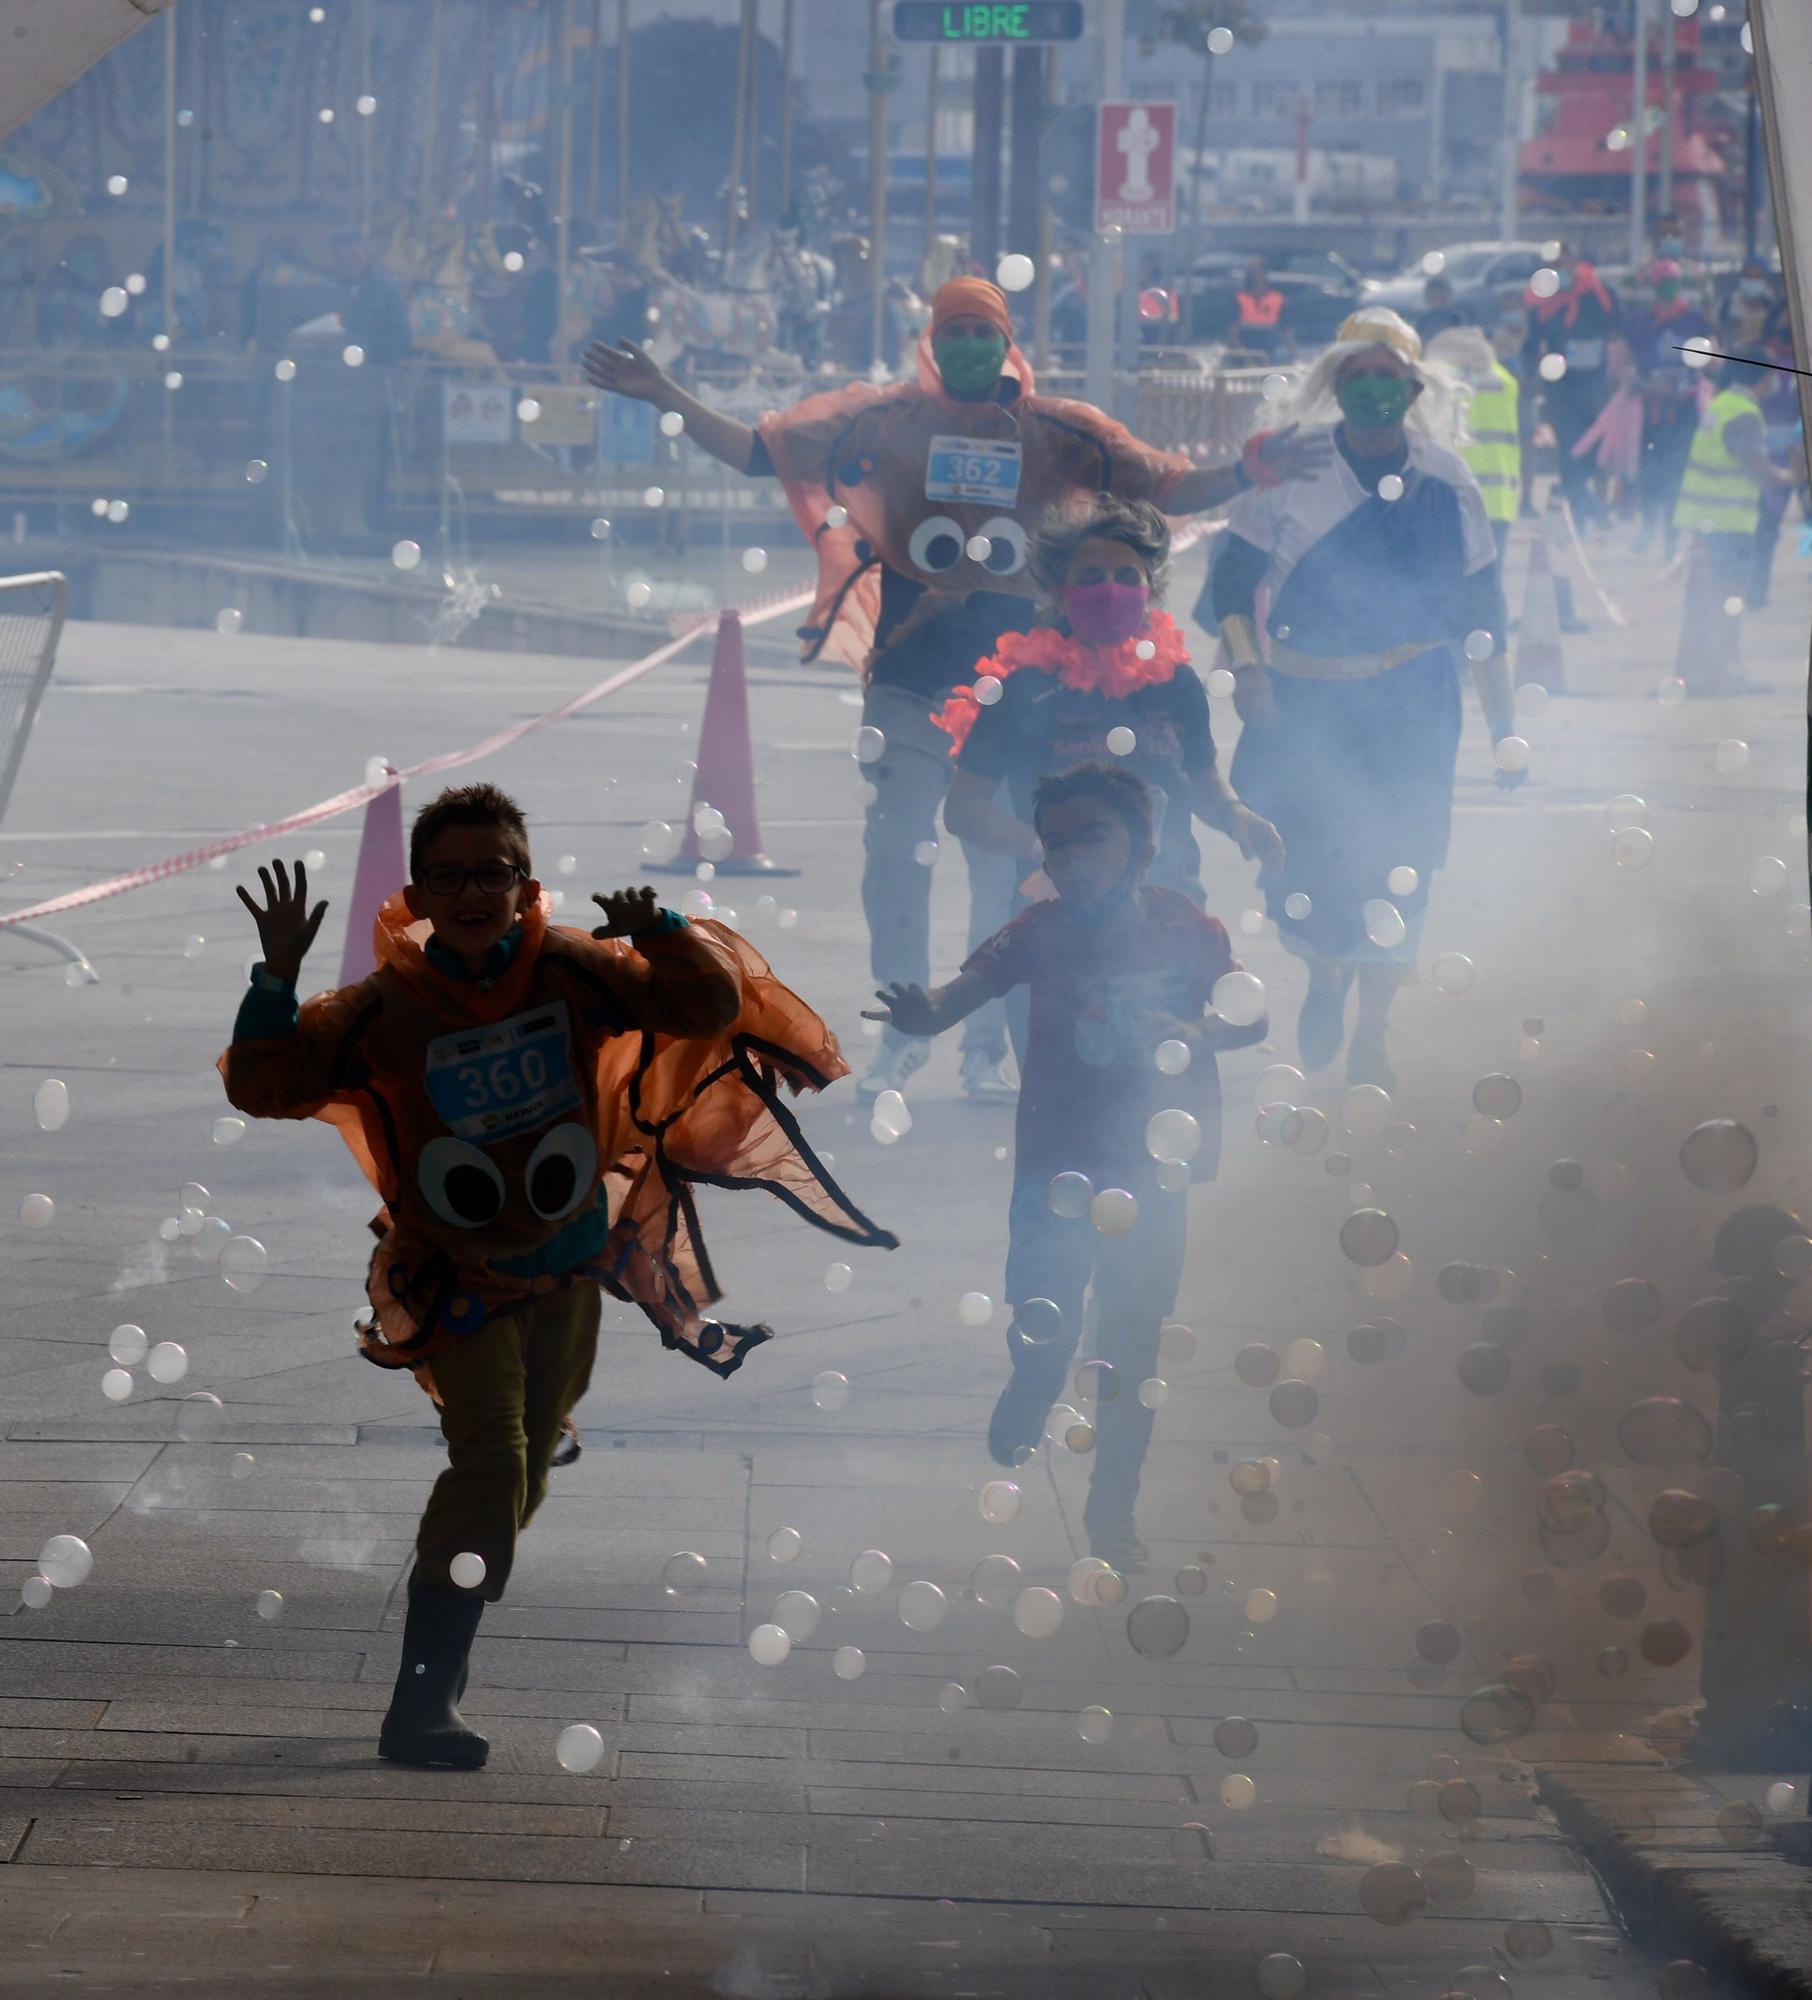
[1095,100,1178,236]
[892,2,1086,42]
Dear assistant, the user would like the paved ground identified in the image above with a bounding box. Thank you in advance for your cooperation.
[0,518,1808,1995]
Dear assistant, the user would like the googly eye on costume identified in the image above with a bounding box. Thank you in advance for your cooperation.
[418,1136,507,1229]
[974,517,1027,575]
[907,514,966,575]
[524,1122,600,1222]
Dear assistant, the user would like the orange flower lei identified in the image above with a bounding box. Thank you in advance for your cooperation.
[933,609,1191,757]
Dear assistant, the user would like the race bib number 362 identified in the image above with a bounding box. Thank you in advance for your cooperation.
[425,1001,581,1144]
[925,435,1022,508]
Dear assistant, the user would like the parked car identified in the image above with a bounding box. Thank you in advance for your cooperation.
[1361,241,1555,328]
[1182,249,1366,348]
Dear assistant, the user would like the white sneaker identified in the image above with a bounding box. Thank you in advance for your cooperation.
[961,1048,1018,1103]
[857,1036,929,1099]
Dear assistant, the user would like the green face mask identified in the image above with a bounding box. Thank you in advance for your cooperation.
[935,332,1008,397]
[1337,374,1414,431]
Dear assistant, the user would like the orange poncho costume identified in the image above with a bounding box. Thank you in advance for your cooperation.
[758,278,1198,672]
[220,896,893,1384]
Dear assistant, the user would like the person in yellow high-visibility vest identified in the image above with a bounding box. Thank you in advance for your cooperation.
[1428,327,1520,579]
[1673,356,1796,694]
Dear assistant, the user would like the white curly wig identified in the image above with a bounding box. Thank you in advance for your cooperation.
[1276,306,1472,449]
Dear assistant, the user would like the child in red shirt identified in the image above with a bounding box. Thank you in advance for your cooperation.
[869,761,1265,1568]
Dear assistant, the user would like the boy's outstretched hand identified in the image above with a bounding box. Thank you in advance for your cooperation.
[235,860,327,985]
[591,884,661,939]
[864,982,938,1038]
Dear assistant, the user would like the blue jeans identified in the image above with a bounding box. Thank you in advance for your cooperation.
[1001,1169,1187,1545]
[860,680,1013,1059]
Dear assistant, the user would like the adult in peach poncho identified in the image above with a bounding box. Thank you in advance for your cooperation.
[585,278,1321,1102]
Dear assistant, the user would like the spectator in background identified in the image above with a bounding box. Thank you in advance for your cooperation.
[1427,326,1520,581]
[1521,242,1619,533]
[1624,259,1714,559]
[1415,276,1465,343]
[1720,259,1785,356]
[334,231,412,366]
[1230,258,1289,359]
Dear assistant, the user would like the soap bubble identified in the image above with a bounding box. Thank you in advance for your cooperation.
[1341,1084,1393,1137]
[660,1552,708,1595]
[38,1535,93,1588]
[937,1682,968,1714]
[1211,969,1267,1026]
[1077,1705,1115,1744]
[175,1392,225,1442]
[1714,738,1750,774]
[973,674,1003,706]
[1256,1955,1307,2000]
[1090,1187,1138,1235]
[1013,1586,1064,1638]
[1235,1342,1280,1387]
[740,546,769,575]
[391,540,422,572]
[1504,1921,1553,1961]
[33,1079,70,1131]
[643,486,666,508]
[1207,24,1235,53]
[958,1291,994,1327]
[1360,1860,1428,1924]
[850,1549,893,1594]
[899,1580,949,1631]
[1765,1781,1801,1815]
[1678,1119,1758,1192]
[1046,1171,1093,1219]
[1377,473,1405,502]
[191,1217,232,1265]
[772,1589,820,1640]
[100,286,129,318]
[1538,352,1568,381]
[833,1645,866,1680]
[658,409,685,437]
[1126,1594,1188,1659]
[767,1526,803,1565]
[556,1721,606,1770]
[1750,855,1789,898]
[1656,675,1687,707]
[449,1551,487,1590]
[811,1370,850,1412]
[1105,725,1136,757]
[854,725,886,764]
[638,820,680,864]
[1282,892,1311,921]
[1220,1773,1257,1810]
[996,251,1036,292]
[1269,1378,1319,1427]
[1463,629,1495,663]
[748,1623,792,1665]
[1207,667,1235,698]
[975,1664,1023,1711]
[1364,899,1406,949]
[1245,1586,1279,1624]
[1473,1073,1522,1119]
[979,1479,1021,1524]
[1155,1038,1191,1075]
[1213,1715,1258,1757]
[1339,1208,1399,1266]
[1611,827,1655,870]
[1146,1109,1201,1164]
[626,579,653,609]
[1139,1378,1168,1409]
[823,1263,853,1293]
[19,1192,54,1228]
[109,1323,148,1365]
[1459,1682,1537,1743]
[1605,793,1649,832]
[147,1342,189,1384]
[872,1088,911,1138]
[970,1553,1021,1608]
[101,1369,134,1403]
[250,1588,284,1623]
[1432,952,1475,995]
[220,1235,269,1293]
[357,92,377,115]
[20,1576,52,1610]
[516,396,541,423]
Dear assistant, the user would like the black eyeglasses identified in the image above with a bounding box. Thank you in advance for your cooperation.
[419,861,527,897]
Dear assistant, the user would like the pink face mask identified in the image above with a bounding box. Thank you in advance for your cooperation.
[1063,580,1150,647]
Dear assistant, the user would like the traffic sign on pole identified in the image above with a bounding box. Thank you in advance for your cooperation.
[1095,100,1177,235]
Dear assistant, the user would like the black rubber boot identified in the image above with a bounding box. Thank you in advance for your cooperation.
[378,1569,489,1769]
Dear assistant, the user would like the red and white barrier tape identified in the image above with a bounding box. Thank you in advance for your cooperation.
[0,587,814,931]
[1554,499,1630,630]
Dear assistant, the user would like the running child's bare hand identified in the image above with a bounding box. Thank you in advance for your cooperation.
[235,860,327,985]
[1255,424,1332,483]
[864,982,938,1037]
[1227,803,1285,875]
[591,885,662,938]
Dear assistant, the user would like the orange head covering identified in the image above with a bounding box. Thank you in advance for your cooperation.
[930,277,1013,339]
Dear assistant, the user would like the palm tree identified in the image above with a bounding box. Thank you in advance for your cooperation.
[1147,2,1268,339]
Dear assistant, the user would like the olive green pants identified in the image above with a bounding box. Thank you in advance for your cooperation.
[416,1284,600,1603]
